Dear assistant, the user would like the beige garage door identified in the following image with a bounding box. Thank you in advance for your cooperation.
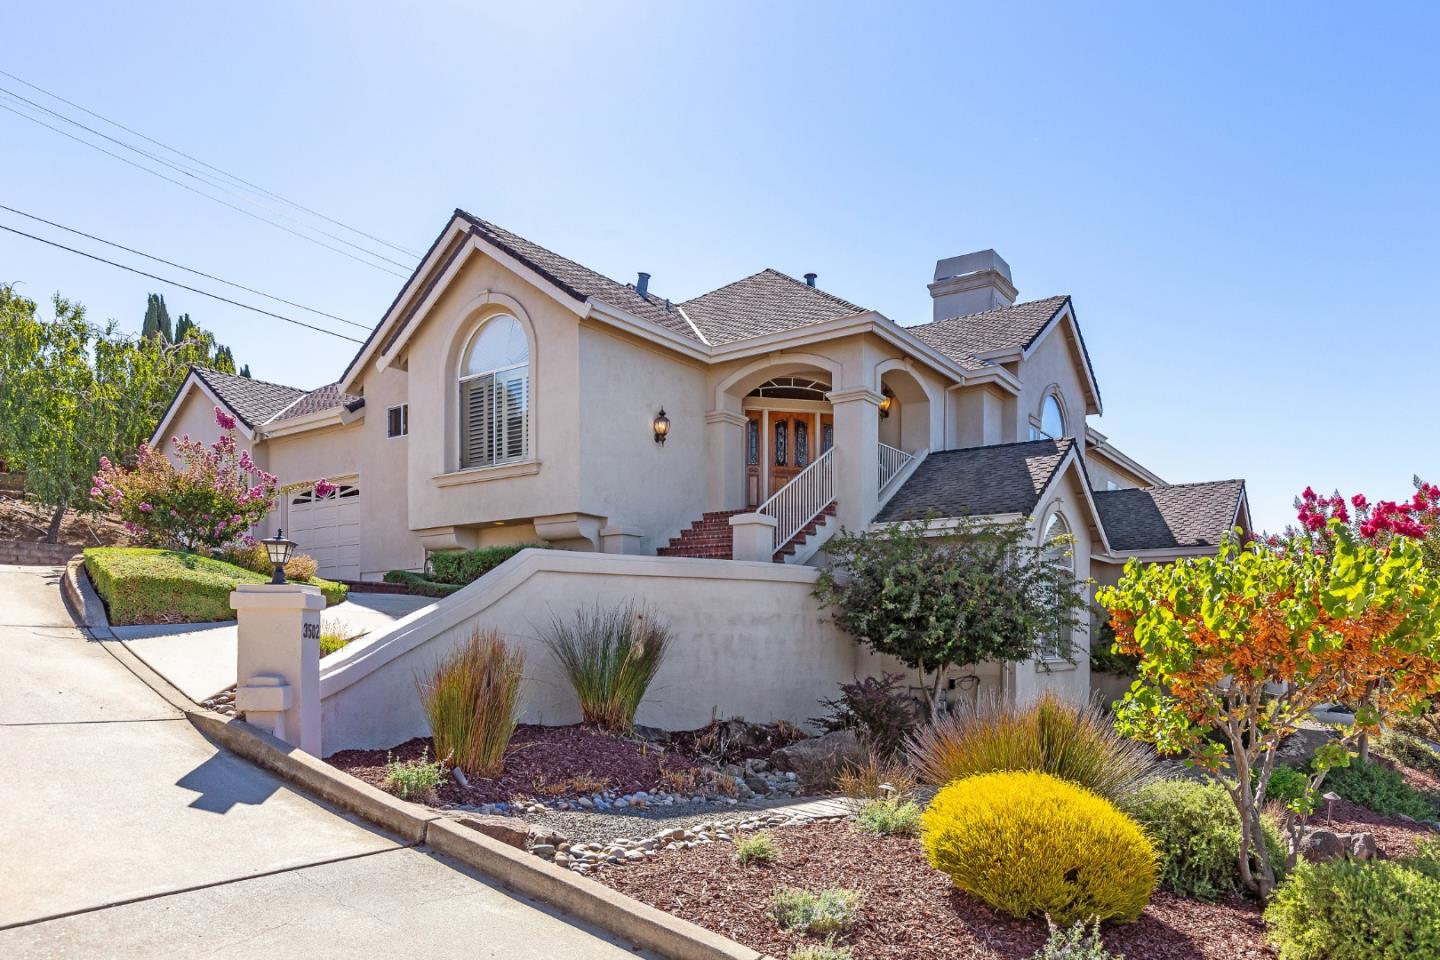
[287,482,362,581]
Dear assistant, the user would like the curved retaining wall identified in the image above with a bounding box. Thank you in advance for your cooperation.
[317,550,861,753]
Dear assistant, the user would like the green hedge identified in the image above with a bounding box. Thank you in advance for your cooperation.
[428,544,548,585]
[382,569,464,598]
[85,547,347,625]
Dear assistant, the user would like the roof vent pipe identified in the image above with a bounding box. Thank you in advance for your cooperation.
[636,272,651,298]
[804,272,817,287]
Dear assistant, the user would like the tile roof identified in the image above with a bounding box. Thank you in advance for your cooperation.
[1093,480,1246,552]
[454,210,702,342]
[191,367,304,430]
[876,439,1075,522]
[679,269,868,345]
[907,295,1070,370]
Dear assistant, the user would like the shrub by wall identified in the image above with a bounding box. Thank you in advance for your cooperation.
[1264,845,1440,960]
[382,570,464,598]
[1122,779,1285,900]
[85,547,346,625]
[922,770,1156,925]
[428,544,547,585]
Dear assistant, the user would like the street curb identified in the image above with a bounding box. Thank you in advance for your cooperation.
[61,556,109,630]
[186,713,769,960]
[185,712,439,845]
[427,819,767,960]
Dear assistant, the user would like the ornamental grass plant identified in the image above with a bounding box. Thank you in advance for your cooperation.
[540,602,671,732]
[908,691,1158,803]
[416,628,524,779]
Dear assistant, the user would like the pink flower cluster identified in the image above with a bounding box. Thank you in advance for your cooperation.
[91,407,278,551]
[1288,480,1439,546]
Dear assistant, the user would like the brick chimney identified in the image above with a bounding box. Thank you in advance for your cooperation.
[928,249,1017,320]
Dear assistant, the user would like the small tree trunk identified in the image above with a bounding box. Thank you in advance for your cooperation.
[1358,730,1370,764]
[46,501,66,544]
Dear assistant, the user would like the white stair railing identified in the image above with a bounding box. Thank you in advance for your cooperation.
[878,442,915,495]
[758,447,835,554]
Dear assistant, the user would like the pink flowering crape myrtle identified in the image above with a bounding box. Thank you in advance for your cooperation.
[92,407,278,551]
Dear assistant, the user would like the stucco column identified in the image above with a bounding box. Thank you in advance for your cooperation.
[705,410,747,511]
[231,583,324,755]
[729,512,779,561]
[828,387,882,534]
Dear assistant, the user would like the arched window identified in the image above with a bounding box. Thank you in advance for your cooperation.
[746,376,832,401]
[459,315,529,468]
[1031,392,1066,441]
[1039,509,1073,660]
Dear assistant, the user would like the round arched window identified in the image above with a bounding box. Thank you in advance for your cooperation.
[1032,393,1065,441]
[459,315,530,468]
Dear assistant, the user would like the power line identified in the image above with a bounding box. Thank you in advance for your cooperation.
[0,85,416,273]
[0,68,423,259]
[0,202,370,330]
[0,99,411,281]
[0,222,365,344]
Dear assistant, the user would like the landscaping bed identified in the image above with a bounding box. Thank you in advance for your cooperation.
[600,819,1274,960]
[84,547,347,625]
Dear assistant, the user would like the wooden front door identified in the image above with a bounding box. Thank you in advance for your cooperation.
[767,411,833,498]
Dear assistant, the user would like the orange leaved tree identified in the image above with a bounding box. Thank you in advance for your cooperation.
[1097,521,1440,899]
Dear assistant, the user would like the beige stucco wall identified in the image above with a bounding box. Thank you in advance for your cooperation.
[1015,325,1091,451]
[1085,449,1153,491]
[318,551,862,753]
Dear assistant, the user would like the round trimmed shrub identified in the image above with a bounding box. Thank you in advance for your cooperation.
[921,770,1157,925]
[1123,779,1286,899]
[1264,856,1440,960]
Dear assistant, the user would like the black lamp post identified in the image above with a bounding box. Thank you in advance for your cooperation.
[652,408,671,445]
[261,529,298,584]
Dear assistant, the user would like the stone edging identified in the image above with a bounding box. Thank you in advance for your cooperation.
[0,537,83,566]
[186,710,770,960]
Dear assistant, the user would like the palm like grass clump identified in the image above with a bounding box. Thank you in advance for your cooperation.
[541,603,671,732]
[908,692,1157,802]
[416,628,524,779]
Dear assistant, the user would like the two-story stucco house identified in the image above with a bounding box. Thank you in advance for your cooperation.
[154,209,1249,721]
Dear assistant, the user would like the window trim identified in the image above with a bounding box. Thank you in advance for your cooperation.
[456,313,532,471]
[1029,388,1068,441]
[386,403,409,439]
[1038,507,1075,663]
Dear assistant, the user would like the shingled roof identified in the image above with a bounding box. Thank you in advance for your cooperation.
[679,269,867,345]
[907,295,1070,370]
[454,210,702,342]
[876,439,1075,522]
[1093,480,1246,552]
[191,367,358,430]
[191,367,304,430]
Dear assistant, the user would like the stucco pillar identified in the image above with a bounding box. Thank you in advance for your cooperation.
[828,387,881,534]
[231,583,324,755]
[705,410,747,511]
[600,525,646,554]
[729,512,778,562]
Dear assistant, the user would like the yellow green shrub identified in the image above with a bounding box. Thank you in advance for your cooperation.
[922,770,1157,925]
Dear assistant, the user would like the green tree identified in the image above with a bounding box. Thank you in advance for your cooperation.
[1098,526,1440,900]
[0,286,217,541]
[814,516,1090,716]
[173,312,195,342]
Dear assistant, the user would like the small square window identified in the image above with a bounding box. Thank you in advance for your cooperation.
[386,404,409,438]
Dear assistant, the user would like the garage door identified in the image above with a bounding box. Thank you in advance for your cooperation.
[287,481,362,581]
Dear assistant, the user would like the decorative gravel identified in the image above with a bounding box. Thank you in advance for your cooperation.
[520,794,832,846]
[601,819,1275,960]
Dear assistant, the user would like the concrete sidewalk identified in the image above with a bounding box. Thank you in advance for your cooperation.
[108,590,434,702]
[0,564,652,959]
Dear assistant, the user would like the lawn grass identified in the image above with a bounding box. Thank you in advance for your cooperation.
[85,547,347,625]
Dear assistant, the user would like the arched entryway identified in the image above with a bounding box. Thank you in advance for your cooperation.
[742,375,834,507]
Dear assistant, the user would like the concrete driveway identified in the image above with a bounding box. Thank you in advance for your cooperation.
[0,564,651,959]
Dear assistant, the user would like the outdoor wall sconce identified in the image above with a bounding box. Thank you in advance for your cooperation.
[652,408,671,445]
[878,387,895,419]
[261,529,298,584]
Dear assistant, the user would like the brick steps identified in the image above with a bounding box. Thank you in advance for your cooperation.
[657,502,836,563]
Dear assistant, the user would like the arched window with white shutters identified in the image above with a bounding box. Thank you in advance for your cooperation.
[459,315,530,468]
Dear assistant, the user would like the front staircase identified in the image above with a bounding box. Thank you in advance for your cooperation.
[658,502,836,563]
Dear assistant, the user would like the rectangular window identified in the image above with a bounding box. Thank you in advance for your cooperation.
[386,404,408,438]
[461,369,528,468]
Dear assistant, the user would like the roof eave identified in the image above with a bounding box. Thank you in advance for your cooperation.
[149,369,256,445]
[1021,300,1103,416]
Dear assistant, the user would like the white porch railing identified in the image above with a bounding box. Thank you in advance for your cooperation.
[878,442,915,495]
[758,447,835,554]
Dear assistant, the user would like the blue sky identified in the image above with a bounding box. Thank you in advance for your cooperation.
[1,1,1435,533]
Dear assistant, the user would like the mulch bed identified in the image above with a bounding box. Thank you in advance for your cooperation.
[327,724,702,805]
[602,820,1275,960]
[0,494,134,546]
[1317,797,1436,858]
